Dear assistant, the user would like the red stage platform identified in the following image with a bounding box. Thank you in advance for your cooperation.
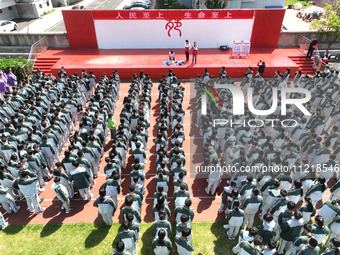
[35,48,308,79]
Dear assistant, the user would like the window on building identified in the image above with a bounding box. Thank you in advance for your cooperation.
[47,2,50,6]
[39,4,43,8]
[8,7,12,11]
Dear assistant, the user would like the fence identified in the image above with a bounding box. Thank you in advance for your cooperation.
[298,35,326,72]
[22,37,49,76]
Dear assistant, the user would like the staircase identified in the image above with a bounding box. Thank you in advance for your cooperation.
[289,56,315,75]
[34,57,60,74]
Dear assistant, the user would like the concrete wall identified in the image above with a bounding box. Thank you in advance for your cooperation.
[278,31,340,50]
[51,0,78,7]
[0,5,19,21]
[16,0,52,19]
[0,0,16,9]
[0,33,69,48]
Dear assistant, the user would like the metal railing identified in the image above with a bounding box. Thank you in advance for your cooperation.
[22,37,49,77]
[298,35,326,72]
[27,36,49,65]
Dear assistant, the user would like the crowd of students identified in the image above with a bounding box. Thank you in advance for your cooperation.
[196,67,339,254]
[0,64,339,255]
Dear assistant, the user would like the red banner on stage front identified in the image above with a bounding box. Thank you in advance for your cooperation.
[92,9,254,20]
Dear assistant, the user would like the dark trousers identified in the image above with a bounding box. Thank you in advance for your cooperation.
[185,51,189,62]
[306,47,314,59]
[110,129,116,141]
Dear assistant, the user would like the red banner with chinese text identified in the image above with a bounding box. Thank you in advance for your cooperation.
[93,10,254,20]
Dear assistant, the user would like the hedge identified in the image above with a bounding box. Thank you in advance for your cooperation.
[0,57,28,82]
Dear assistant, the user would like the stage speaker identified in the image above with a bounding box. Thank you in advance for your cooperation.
[220,45,229,50]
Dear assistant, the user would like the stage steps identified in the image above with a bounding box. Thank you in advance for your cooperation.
[34,57,60,74]
[289,56,316,74]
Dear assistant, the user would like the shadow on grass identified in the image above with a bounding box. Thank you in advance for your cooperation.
[40,224,62,238]
[140,225,153,255]
[2,224,26,235]
[85,223,110,248]
[210,221,237,255]
[111,224,122,248]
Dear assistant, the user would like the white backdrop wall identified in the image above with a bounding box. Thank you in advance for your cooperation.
[94,19,254,49]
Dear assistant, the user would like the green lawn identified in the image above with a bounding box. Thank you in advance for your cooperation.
[285,0,314,8]
[0,222,237,255]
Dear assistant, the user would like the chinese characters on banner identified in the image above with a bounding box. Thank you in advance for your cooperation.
[93,10,254,20]
[93,10,254,38]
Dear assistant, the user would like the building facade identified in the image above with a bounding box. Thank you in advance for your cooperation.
[0,0,53,20]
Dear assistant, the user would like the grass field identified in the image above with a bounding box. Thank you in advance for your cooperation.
[0,221,237,255]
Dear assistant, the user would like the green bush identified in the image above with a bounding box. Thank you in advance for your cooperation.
[0,57,28,81]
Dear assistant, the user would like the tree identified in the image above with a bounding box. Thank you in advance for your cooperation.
[310,2,340,49]
[205,0,227,9]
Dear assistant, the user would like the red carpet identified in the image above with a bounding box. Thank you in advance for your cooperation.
[34,48,308,79]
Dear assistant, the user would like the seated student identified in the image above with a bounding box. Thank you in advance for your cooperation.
[263,239,277,255]
[175,228,194,255]
[125,185,142,213]
[238,227,258,244]
[118,221,137,255]
[176,214,193,241]
[175,198,194,223]
[111,241,129,255]
[296,237,320,255]
[126,213,140,240]
[152,196,171,221]
[173,172,188,193]
[174,183,190,208]
[152,229,173,255]
[122,196,141,224]
[154,185,167,206]
[152,210,172,237]
[286,224,313,255]
[232,235,263,255]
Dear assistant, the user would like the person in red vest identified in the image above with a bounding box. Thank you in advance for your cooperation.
[192,42,198,65]
[184,40,191,63]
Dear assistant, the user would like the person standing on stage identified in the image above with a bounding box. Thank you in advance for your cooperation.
[184,40,191,63]
[257,60,266,75]
[192,42,198,65]
[306,37,318,59]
